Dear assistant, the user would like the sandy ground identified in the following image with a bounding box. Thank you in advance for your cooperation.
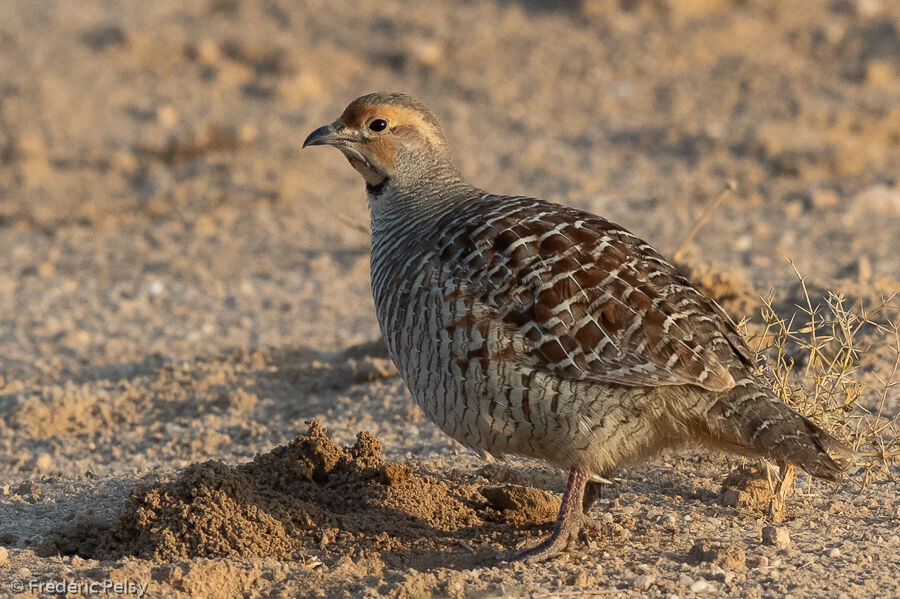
[1,0,899,597]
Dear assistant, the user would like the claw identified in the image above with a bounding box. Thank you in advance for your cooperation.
[510,466,602,563]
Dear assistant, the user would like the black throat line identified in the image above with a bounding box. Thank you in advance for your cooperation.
[366,178,389,195]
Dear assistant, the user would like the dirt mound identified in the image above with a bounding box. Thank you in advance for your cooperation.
[719,465,775,512]
[93,422,551,565]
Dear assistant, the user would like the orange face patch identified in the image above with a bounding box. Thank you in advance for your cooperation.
[339,102,445,152]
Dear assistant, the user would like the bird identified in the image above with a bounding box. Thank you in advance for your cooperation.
[303,92,854,562]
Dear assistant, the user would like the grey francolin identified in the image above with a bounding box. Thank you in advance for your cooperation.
[303,92,853,562]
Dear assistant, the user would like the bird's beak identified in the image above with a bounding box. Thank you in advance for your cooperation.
[302,121,352,148]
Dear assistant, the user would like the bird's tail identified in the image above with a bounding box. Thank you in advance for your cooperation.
[699,381,855,481]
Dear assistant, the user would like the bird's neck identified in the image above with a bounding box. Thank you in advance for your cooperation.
[367,167,474,227]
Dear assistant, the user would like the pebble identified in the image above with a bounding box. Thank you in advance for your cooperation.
[852,185,900,216]
[157,105,178,128]
[866,60,896,89]
[110,150,138,174]
[761,526,790,549]
[34,453,53,472]
[690,580,711,593]
[811,188,840,208]
[633,574,655,591]
[12,132,48,160]
[148,280,165,296]
[196,39,221,64]
[405,36,443,67]
[828,547,841,558]
[720,490,739,507]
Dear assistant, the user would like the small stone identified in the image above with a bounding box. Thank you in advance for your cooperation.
[721,489,740,507]
[853,185,900,216]
[733,235,753,251]
[34,453,53,472]
[601,512,614,523]
[756,555,769,568]
[0,377,20,392]
[633,574,655,591]
[12,132,48,160]
[196,39,221,64]
[110,150,138,174]
[811,188,840,208]
[238,123,258,145]
[690,580,711,593]
[406,36,443,67]
[157,105,179,128]
[148,280,165,296]
[689,540,746,570]
[785,200,803,218]
[866,60,896,89]
[677,574,694,587]
[761,526,790,549]
[828,547,841,558]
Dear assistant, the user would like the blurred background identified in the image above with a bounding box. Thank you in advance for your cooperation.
[0,3,898,595]
[0,0,899,460]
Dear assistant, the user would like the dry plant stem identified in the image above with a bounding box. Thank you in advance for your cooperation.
[672,180,736,264]
[751,269,900,489]
[767,461,796,523]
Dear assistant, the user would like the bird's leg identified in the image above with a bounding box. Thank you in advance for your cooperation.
[512,466,599,563]
[582,480,599,512]
[767,460,796,523]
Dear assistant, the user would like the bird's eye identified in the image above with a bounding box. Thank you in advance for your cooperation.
[368,119,388,132]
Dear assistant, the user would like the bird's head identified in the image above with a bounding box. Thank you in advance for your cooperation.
[303,92,459,194]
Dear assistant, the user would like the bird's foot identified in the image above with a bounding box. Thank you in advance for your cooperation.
[511,512,601,563]
[507,466,602,563]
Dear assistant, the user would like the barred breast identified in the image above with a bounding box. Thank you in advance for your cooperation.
[368,191,754,473]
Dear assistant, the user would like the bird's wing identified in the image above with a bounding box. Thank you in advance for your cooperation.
[434,197,754,392]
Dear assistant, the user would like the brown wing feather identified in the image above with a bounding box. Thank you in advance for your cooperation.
[436,197,754,392]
